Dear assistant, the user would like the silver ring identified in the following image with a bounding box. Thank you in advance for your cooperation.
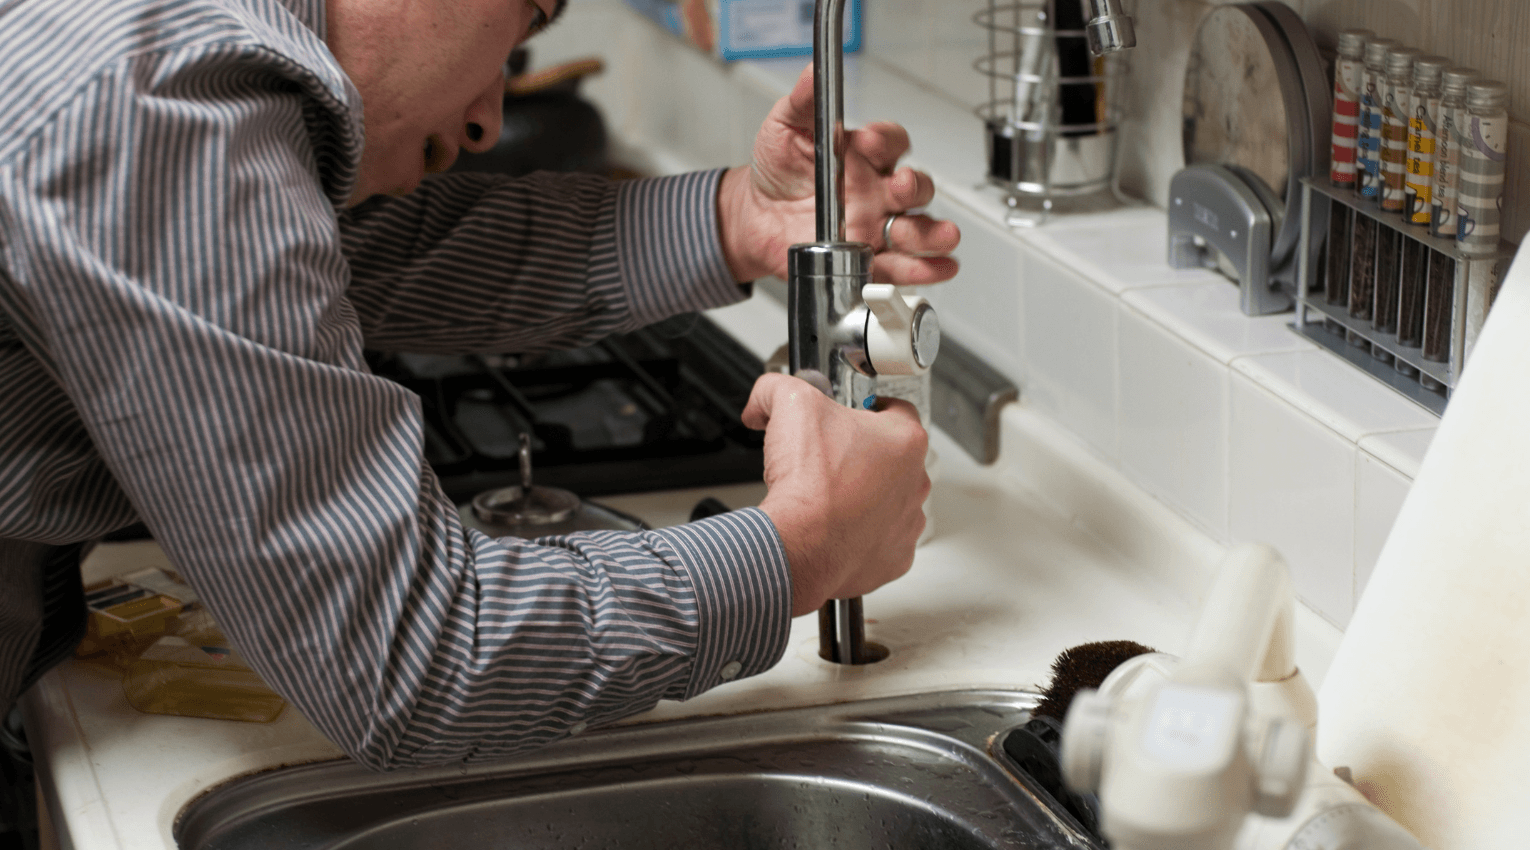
[881,213,902,254]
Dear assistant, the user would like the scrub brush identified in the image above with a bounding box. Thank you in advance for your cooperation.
[1002,640,1156,839]
[1032,640,1157,722]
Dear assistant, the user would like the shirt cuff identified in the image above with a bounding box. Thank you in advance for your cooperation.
[613,169,749,328]
[651,506,791,697]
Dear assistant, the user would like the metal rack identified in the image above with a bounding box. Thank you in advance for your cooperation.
[1295,178,1515,416]
[973,0,1127,226]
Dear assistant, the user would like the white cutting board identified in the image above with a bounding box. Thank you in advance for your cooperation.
[1318,239,1530,850]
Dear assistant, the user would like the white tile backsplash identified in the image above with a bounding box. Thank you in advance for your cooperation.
[1232,349,1442,443]
[1021,249,1121,461]
[1122,282,1316,365]
[1229,371,1358,627]
[922,195,1028,384]
[1118,303,1230,537]
[1028,207,1227,294]
[1357,427,1436,479]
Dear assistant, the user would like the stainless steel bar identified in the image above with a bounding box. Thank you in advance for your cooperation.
[835,598,855,660]
[801,0,871,665]
[813,0,848,243]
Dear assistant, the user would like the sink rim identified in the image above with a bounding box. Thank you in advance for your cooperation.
[174,688,1103,850]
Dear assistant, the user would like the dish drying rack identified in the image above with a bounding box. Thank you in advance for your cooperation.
[974,0,1128,226]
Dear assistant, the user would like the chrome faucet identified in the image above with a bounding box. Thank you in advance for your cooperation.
[790,0,1129,665]
[790,0,939,665]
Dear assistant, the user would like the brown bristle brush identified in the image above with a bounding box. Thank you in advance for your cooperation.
[1002,640,1156,840]
[1032,639,1157,721]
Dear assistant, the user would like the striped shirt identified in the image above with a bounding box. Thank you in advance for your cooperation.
[0,0,791,768]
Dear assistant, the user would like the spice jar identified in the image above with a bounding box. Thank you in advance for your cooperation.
[1456,79,1509,256]
[1429,67,1479,239]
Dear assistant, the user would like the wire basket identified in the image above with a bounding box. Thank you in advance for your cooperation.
[974,0,1128,226]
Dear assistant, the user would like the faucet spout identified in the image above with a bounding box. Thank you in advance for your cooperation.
[1080,0,1136,55]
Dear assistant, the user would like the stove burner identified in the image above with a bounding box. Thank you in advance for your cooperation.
[367,314,766,503]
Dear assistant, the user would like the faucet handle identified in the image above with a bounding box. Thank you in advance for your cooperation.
[862,284,940,377]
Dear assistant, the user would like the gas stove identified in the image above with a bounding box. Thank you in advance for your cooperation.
[365,313,766,504]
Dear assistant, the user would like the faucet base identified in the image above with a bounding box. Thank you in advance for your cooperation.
[817,598,889,665]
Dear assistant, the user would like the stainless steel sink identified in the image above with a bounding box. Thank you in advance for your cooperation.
[175,689,1103,850]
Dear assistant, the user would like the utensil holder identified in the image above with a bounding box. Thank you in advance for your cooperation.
[1295,178,1514,415]
[974,0,1127,226]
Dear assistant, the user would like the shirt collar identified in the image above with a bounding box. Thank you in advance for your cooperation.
[272,0,327,41]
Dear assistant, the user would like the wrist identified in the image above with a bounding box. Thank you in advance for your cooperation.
[759,493,833,617]
[717,165,769,283]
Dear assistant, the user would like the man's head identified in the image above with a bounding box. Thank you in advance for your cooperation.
[326,0,567,204]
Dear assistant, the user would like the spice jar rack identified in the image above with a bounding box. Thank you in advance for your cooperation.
[1295,177,1515,416]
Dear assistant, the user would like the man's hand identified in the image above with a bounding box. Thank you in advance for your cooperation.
[742,373,929,617]
[718,64,961,285]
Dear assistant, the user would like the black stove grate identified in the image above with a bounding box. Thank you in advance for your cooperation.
[367,314,766,503]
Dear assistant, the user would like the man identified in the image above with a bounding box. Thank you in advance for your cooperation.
[0,0,961,770]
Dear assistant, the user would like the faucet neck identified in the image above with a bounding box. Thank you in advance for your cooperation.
[812,0,849,243]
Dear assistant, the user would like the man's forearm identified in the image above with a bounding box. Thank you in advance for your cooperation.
[341,169,750,355]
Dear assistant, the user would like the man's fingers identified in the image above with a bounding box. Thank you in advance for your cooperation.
[742,372,786,430]
[879,211,958,257]
[848,122,911,174]
[870,395,922,422]
[885,167,936,213]
[745,373,937,432]
[872,252,961,285]
[743,371,826,430]
[772,63,817,132]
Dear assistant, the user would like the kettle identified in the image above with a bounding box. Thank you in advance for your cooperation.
[462,434,647,538]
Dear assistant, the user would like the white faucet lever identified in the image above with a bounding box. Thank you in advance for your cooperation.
[1060,543,1312,850]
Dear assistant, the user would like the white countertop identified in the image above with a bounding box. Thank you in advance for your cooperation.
[22,291,1343,850]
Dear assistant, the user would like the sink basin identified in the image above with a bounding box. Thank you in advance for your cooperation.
[175,690,1102,850]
